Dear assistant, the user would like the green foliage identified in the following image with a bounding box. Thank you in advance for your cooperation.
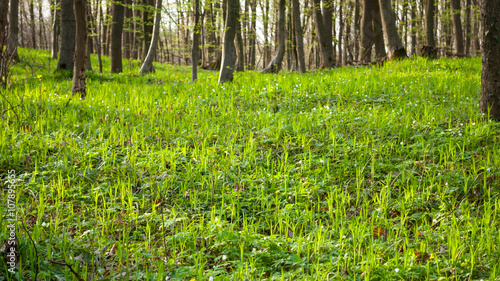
[0,48,499,280]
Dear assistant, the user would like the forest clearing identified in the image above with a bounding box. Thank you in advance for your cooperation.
[0,48,499,280]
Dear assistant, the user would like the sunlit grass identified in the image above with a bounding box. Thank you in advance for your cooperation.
[0,48,499,280]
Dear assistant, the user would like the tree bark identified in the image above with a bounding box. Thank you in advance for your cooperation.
[450,0,464,55]
[292,0,306,72]
[359,0,374,62]
[72,0,87,98]
[312,0,335,68]
[218,0,239,83]
[378,0,407,59]
[411,0,417,55]
[7,0,20,62]
[57,0,76,71]
[192,0,200,81]
[111,0,124,73]
[235,19,245,72]
[51,0,59,59]
[373,0,385,58]
[426,0,436,46]
[465,0,471,55]
[142,0,155,60]
[140,0,162,74]
[479,0,500,120]
[262,0,286,73]
[29,0,36,48]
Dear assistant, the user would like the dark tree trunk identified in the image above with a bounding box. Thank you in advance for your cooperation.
[337,2,343,65]
[235,19,245,72]
[426,0,436,46]
[450,0,464,55]
[29,0,36,48]
[140,0,162,74]
[72,0,87,98]
[465,0,471,55]
[57,0,76,71]
[359,0,373,62]
[373,0,385,58]
[353,0,360,60]
[51,0,59,59]
[248,0,256,70]
[292,0,306,72]
[313,0,335,68]
[111,0,124,73]
[479,0,500,120]
[0,0,7,59]
[142,0,155,60]
[218,0,239,83]
[7,0,20,61]
[192,0,200,81]
[411,0,417,55]
[378,0,406,59]
[263,0,286,73]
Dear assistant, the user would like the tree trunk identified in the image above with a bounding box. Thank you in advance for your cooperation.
[479,0,500,120]
[248,0,256,70]
[359,0,374,62]
[378,0,407,59]
[142,0,155,60]
[450,0,464,55]
[373,0,385,58]
[262,0,286,73]
[312,0,335,68]
[51,0,59,59]
[235,19,245,72]
[57,0,76,71]
[72,0,87,98]
[465,0,471,55]
[292,0,306,72]
[111,0,124,73]
[426,0,436,46]
[0,0,7,57]
[140,0,162,74]
[411,0,417,55]
[29,0,36,48]
[218,0,239,83]
[7,0,20,62]
[353,0,360,60]
[338,2,343,65]
[191,0,200,81]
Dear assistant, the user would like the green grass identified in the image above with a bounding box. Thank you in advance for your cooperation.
[0,48,499,280]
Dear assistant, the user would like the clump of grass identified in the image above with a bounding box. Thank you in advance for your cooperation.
[0,48,498,280]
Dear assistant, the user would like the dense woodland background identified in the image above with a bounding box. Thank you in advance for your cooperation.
[2,0,484,71]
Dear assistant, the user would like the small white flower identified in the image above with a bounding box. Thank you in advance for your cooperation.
[395,268,400,273]
[209,276,214,281]
[222,255,227,261]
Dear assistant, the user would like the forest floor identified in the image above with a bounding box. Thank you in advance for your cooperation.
[1,48,499,280]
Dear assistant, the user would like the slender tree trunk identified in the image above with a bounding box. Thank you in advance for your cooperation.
[140,0,162,74]
[142,0,155,60]
[293,0,306,72]
[103,2,110,56]
[450,0,464,55]
[7,0,20,61]
[426,0,436,46]
[111,0,124,73]
[51,0,59,59]
[37,0,45,49]
[192,0,200,81]
[313,0,335,68]
[353,0,360,60]
[218,0,239,83]
[261,0,270,68]
[235,19,245,71]
[263,0,286,73]
[480,0,500,120]
[378,0,407,59]
[248,0,256,70]
[411,0,417,55]
[338,3,343,65]
[29,0,36,48]
[373,0,385,58]
[465,0,471,55]
[72,0,87,98]
[57,0,76,71]
[0,0,7,59]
